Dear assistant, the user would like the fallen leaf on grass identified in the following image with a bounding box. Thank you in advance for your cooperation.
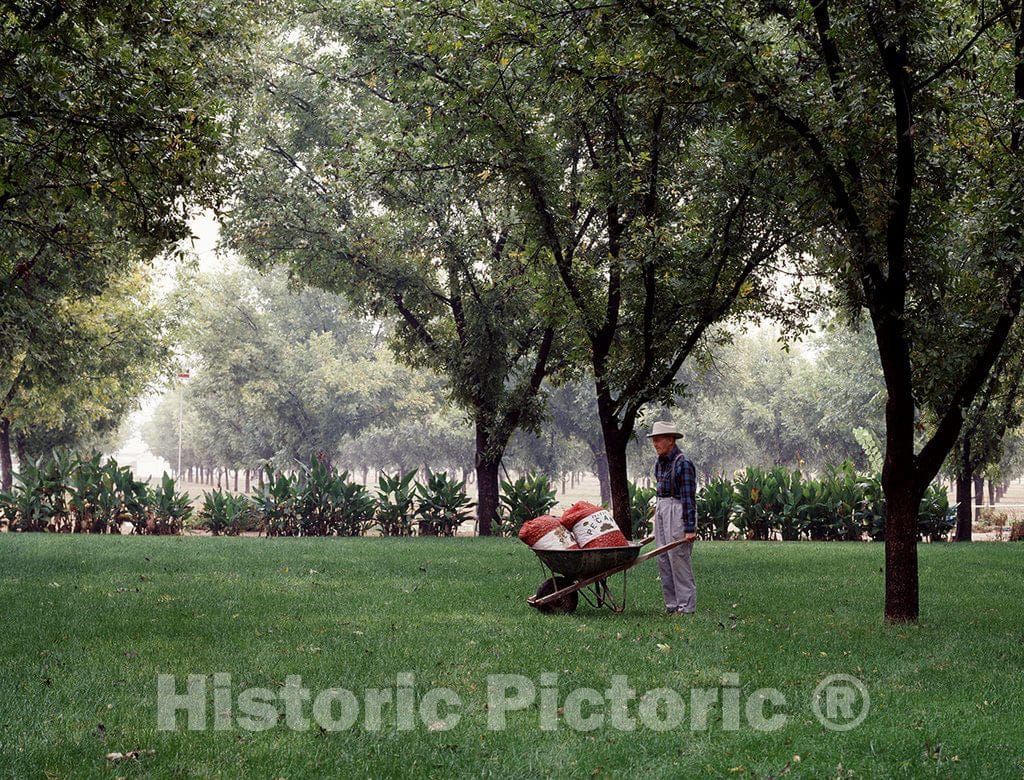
[105,749,155,762]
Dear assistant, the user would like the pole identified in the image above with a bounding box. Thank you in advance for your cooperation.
[176,369,190,478]
[177,379,183,479]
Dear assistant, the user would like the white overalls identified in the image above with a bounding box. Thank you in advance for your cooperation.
[654,489,697,614]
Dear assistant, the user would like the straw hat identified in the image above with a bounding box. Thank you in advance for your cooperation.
[646,420,683,439]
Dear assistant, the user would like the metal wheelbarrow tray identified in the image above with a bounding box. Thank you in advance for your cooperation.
[525,533,692,614]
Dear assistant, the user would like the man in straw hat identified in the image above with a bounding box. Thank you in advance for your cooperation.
[647,420,698,615]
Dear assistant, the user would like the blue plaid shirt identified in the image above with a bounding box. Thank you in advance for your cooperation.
[654,445,697,533]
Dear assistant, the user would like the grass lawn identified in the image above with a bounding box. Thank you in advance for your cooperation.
[1,536,1022,778]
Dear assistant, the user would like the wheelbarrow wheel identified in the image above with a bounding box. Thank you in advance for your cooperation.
[534,576,578,614]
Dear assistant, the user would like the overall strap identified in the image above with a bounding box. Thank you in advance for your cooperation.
[668,452,686,499]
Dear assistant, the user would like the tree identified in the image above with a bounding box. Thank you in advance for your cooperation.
[144,268,434,479]
[950,333,1024,540]
[634,0,1024,619]
[1,0,262,488]
[533,381,614,504]
[219,20,566,534]
[0,268,171,489]
[303,0,809,536]
[336,406,476,482]
[1,0,250,358]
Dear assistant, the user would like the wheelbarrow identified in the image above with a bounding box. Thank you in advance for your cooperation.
[526,533,693,614]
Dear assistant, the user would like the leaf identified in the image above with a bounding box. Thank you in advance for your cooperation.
[105,749,155,762]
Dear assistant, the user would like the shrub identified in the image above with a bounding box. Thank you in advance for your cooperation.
[732,466,787,540]
[197,489,251,536]
[917,484,954,542]
[858,474,886,542]
[416,470,474,537]
[974,508,1007,532]
[823,462,869,541]
[5,450,160,534]
[1008,521,1024,542]
[776,469,805,541]
[497,472,558,537]
[376,470,419,537]
[627,481,656,538]
[145,472,192,534]
[6,457,60,532]
[293,458,376,537]
[254,468,298,536]
[696,475,734,540]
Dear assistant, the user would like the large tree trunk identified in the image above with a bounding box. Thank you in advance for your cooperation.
[475,456,500,537]
[877,314,921,623]
[592,447,611,506]
[955,442,973,542]
[883,481,921,623]
[14,430,26,471]
[0,417,12,492]
[973,474,985,521]
[597,419,633,539]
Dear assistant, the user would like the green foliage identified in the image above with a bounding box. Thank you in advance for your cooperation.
[497,472,558,537]
[0,0,255,468]
[253,468,298,537]
[295,459,377,538]
[2,271,173,463]
[731,466,789,541]
[196,489,251,536]
[146,473,193,535]
[144,269,435,476]
[415,471,474,537]
[0,449,185,533]
[691,462,951,543]
[3,458,61,532]
[628,481,656,538]
[375,470,419,537]
[916,485,955,544]
[696,476,735,541]
[250,459,378,537]
[853,428,884,475]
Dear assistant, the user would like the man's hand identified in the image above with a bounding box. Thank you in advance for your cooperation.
[683,532,697,543]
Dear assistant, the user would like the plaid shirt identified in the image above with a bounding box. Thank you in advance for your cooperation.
[654,444,697,533]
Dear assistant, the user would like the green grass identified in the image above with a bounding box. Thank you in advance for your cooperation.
[1,536,1022,778]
